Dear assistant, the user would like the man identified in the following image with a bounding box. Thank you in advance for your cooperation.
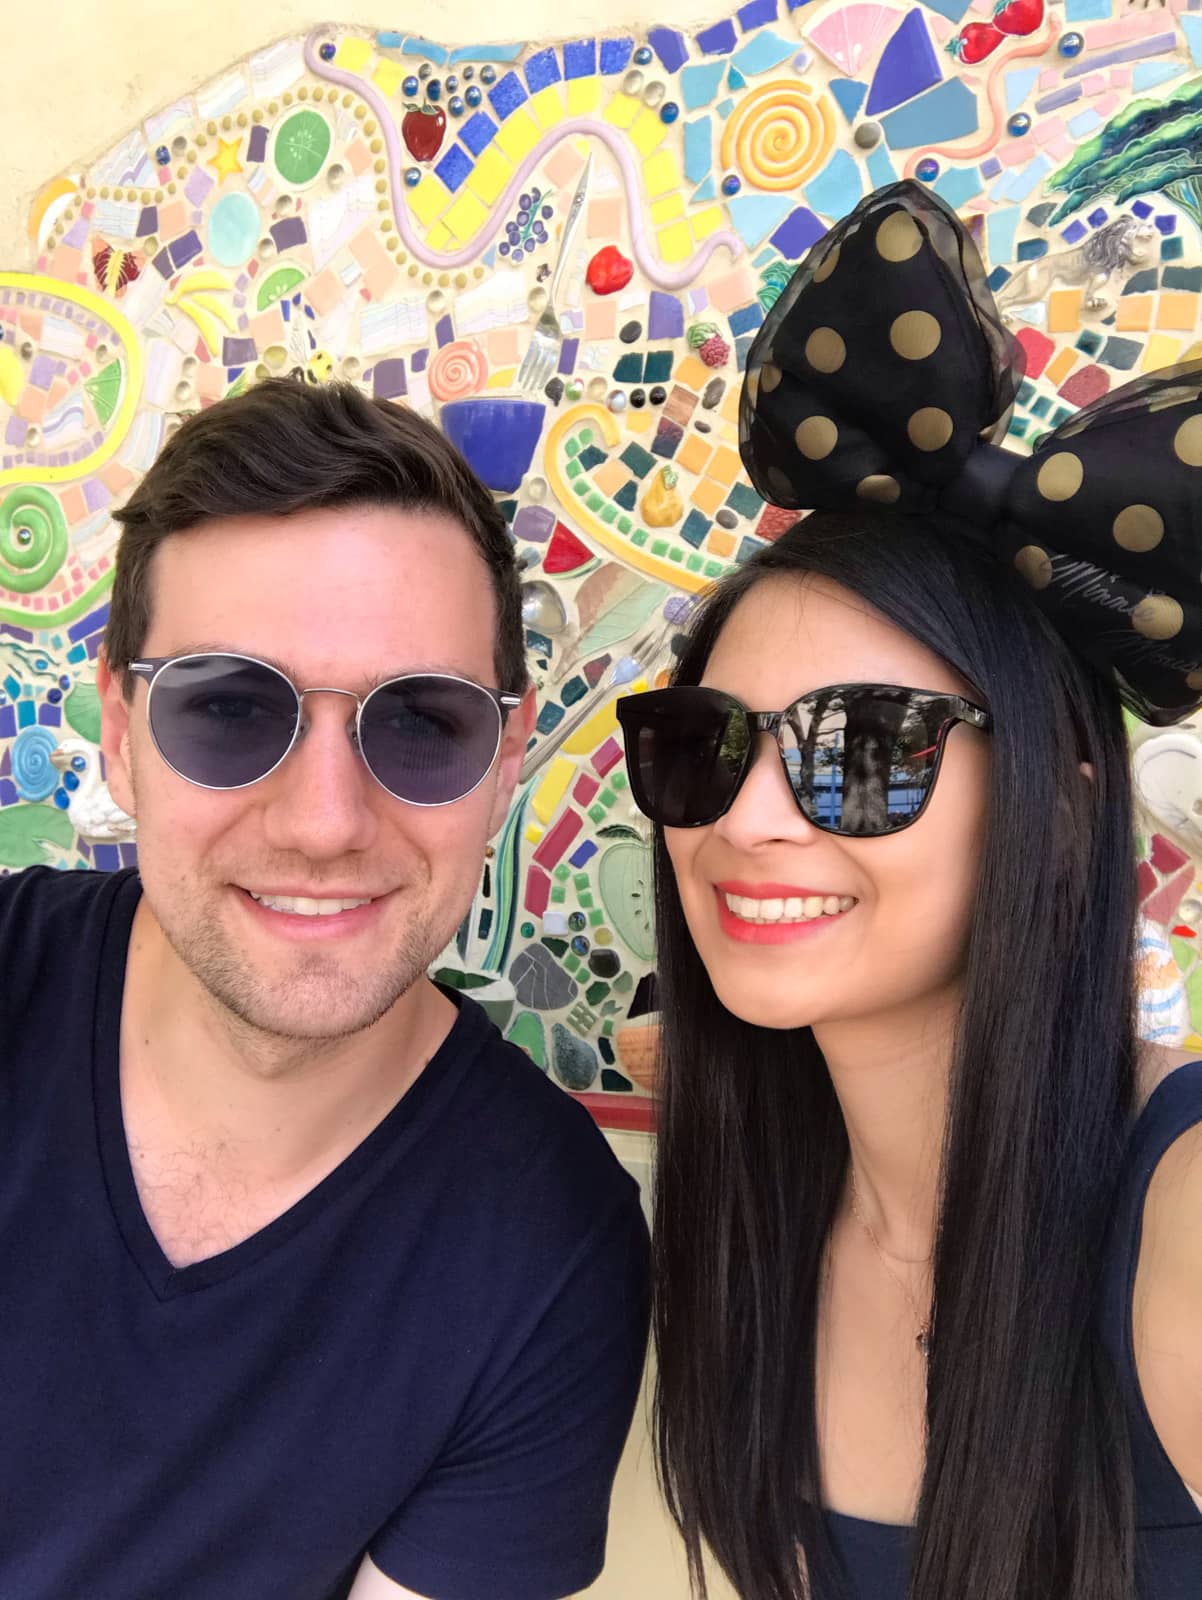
[0,380,649,1600]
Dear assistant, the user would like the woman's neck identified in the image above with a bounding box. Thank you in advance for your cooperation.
[813,982,961,1261]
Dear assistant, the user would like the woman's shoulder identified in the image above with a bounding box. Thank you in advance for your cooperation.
[1135,1041,1202,1115]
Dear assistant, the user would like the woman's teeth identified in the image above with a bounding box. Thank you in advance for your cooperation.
[723,892,855,924]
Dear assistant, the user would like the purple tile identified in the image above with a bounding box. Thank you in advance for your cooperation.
[648,26,689,72]
[770,205,825,259]
[5,416,27,447]
[1063,32,1175,75]
[247,124,269,162]
[647,290,684,339]
[373,358,407,398]
[184,166,215,207]
[514,504,556,542]
[1061,219,1087,244]
[169,229,204,268]
[435,314,454,347]
[82,477,111,512]
[37,703,62,727]
[865,9,941,117]
[222,335,257,365]
[980,155,1002,179]
[136,205,158,237]
[558,337,579,374]
[28,355,54,390]
[412,348,428,373]
[1035,84,1081,113]
[269,217,306,251]
[697,18,737,53]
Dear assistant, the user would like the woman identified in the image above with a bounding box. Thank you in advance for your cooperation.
[616,182,1202,1600]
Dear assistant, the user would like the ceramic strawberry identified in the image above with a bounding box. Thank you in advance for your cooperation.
[585,245,634,296]
[947,21,1005,63]
[994,0,1044,35]
[401,103,446,163]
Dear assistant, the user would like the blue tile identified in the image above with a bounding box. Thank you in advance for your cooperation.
[697,18,737,53]
[488,71,529,119]
[648,291,684,339]
[1016,237,1048,260]
[1132,199,1153,218]
[880,77,977,148]
[448,43,524,63]
[563,39,597,78]
[648,26,689,72]
[434,144,473,193]
[459,110,498,155]
[599,36,634,73]
[770,205,826,258]
[866,10,942,116]
[1156,214,1178,235]
[931,166,982,208]
[804,150,864,220]
[681,510,711,547]
[731,28,796,75]
[728,193,793,245]
[739,0,779,25]
[828,78,867,123]
[684,116,713,185]
[402,36,449,64]
[729,303,765,336]
[682,61,727,108]
[525,47,562,94]
[1061,219,1087,244]
[987,265,1011,291]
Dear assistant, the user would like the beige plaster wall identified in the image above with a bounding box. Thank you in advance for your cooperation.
[0,8,734,1597]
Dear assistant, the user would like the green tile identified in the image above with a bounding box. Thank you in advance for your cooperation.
[588,803,607,823]
[588,906,605,926]
[577,891,593,907]
[650,538,669,556]
[566,458,582,479]
[550,884,567,903]
[601,502,617,523]
[631,528,647,546]
[617,513,633,533]
[573,870,591,888]
[555,863,572,882]
[599,787,616,806]
[566,436,580,457]
[586,491,604,512]
[686,552,703,571]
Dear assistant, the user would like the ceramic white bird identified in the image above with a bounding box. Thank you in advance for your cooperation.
[49,738,137,844]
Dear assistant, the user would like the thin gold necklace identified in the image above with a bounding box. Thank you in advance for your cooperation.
[848,1166,933,1357]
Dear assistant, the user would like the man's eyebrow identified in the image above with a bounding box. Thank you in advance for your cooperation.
[157,646,491,693]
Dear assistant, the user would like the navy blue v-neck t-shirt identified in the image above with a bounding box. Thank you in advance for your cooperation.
[0,866,650,1600]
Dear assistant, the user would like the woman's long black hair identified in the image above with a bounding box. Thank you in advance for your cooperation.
[652,508,1137,1600]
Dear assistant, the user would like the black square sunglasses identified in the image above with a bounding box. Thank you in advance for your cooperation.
[128,652,523,807]
[616,682,991,838]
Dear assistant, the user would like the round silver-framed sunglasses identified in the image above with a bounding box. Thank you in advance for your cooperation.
[127,652,523,807]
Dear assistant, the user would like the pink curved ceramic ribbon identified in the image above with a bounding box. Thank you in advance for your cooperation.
[303,30,743,286]
[902,21,1056,178]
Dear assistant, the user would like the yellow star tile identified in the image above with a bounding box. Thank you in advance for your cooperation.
[208,136,244,184]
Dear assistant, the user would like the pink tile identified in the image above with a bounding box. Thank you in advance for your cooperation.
[998,137,1036,166]
[1039,68,1059,88]
[545,141,584,191]
[1086,12,1171,45]
[1094,92,1120,116]
[1081,72,1106,94]
[1047,131,1074,159]
[1108,67,1131,88]
[1033,116,1065,146]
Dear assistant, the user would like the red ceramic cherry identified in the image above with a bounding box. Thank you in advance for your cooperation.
[402,104,447,163]
[993,0,1044,34]
[586,245,634,296]
[948,21,1005,62]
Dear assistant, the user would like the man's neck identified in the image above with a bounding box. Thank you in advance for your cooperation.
[117,899,454,1263]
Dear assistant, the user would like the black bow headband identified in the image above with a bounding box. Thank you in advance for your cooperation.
[738,179,1202,726]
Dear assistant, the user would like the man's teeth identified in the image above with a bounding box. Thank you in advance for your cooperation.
[724,892,855,924]
[248,892,372,916]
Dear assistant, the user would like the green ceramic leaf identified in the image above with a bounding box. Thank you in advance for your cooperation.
[0,804,75,867]
[63,682,101,745]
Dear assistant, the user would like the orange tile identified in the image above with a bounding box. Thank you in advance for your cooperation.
[486,327,520,365]
[1115,295,1154,332]
[719,385,741,425]
[706,445,743,487]
[625,406,652,433]
[673,353,710,391]
[1043,347,1078,388]
[706,527,736,557]
[584,299,616,339]
[346,139,373,177]
[593,457,628,497]
[1155,291,1199,332]
[304,269,344,318]
[350,227,390,273]
[675,434,712,475]
[689,476,727,516]
[101,461,136,496]
[59,484,88,525]
[1046,288,1083,333]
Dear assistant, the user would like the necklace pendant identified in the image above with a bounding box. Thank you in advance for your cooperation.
[916,1327,931,1357]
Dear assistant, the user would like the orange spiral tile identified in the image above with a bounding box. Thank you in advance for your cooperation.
[720,79,835,193]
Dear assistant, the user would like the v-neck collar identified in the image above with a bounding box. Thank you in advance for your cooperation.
[89,870,484,1301]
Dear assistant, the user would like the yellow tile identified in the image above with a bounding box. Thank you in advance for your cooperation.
[407,175,450,227]
[630,105,669,156]
[372,60,408,96]
[689,476,727,515]
[692,205,727,241]
[487,366,517,388]
[1181,340,1202,364]
[603,92,641,129]
[1047,288,1083,333]
[334,37,373,74]
[626,406,653,433]
[1043,347,1078,388]
[528,85,566,129]
[706,528,737,557]
[706,445,743,486]
[495,109,541,162]
[426,220,454,252]
[1142,332,1182,372]
[674,353,711,391]
[1156,291,1199,331]
[524,822,545,845]
[676,434,712,475]
[719,386,741,426]
[643,148,681,198]
[561,698,621,755]
[1116,295,1153,332]
[658,220,693,264]
[445,187,490,242]
[532,757,577,824]
[467,145,514,205]
[567,76,601,115]
[650,193,684,225]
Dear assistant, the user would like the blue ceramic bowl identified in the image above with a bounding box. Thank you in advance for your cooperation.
[439,397,546,493]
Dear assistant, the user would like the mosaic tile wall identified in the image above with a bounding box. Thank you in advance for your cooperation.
[6,0,1202,1118]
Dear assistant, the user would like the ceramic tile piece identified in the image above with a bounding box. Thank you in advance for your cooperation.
[1066,0,1112,20]
[986,206,1022,264]
[1005,67,1041,114]
[1132,61,1185,91]
[495,107,542,160]
[880,77,978,149]
[727,193,794,245]
[681,62,729,109]
[562,39,597,78]
[866,143,899,187]
[829,78,869,124]
[459,111,499,156]
[865,10,942,117]
[739,0,780,28]
[697,18,739,54]
[647,26,689,73]
[643,148,683,198]
[524,46,562,94]
[806,3,900,77]
[730,29,798,76]
[770,206,827,258]
[630,106,670,155]
[918,0,972,22]
[487,71,529,120]
[1181,14,1202,66]
[684,116,713,185]
[803,149,865,219]
[567,77,602,115]
[598,36,634,74]
[434,145,473,194]
[650,192,686,224]
[932,167,983,207]
[691,176,720,202]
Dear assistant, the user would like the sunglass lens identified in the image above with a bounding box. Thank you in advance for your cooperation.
[359,676,502,804]
[147,655,299,789]
[621,688,750,827]
[780,687,942,836]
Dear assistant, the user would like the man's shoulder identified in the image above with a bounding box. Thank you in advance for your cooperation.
[0,864,134,1009]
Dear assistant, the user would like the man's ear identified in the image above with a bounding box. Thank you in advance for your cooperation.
[97,650,137,817]
[487,686,536,838]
